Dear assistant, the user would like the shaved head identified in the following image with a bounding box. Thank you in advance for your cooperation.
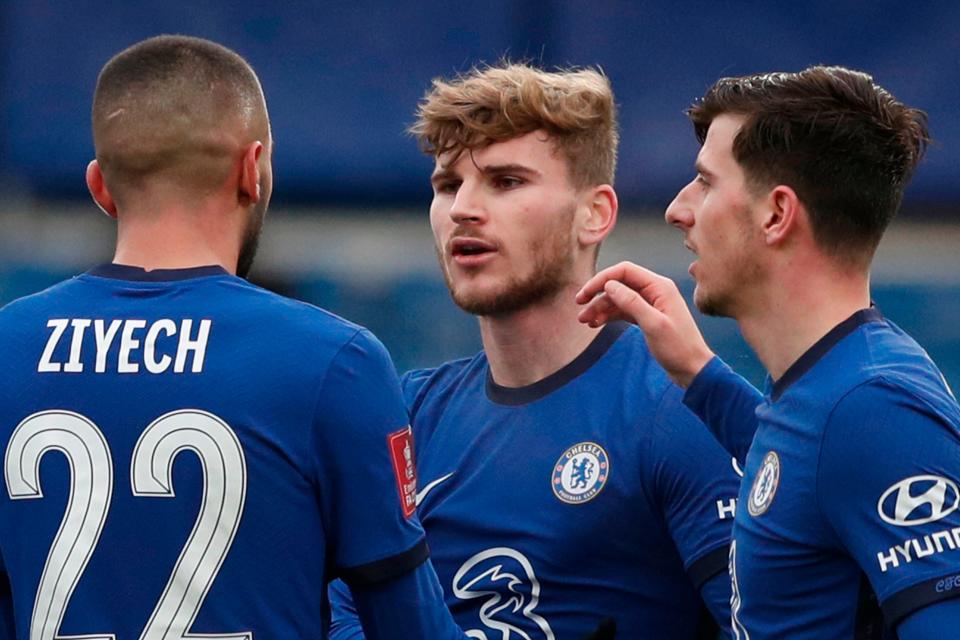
[92,35,269,201]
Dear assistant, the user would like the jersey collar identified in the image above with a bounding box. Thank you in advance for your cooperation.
[771,306,883,401]
[87,263,231,282]
[485,321,630,406]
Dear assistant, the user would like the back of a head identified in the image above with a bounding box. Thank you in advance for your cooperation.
[410,62,619,189]
[687,65,930,268]
[92,35,267,204]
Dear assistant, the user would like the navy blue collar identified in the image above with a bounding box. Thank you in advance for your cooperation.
[486,321,629,406]
[87,263,231,282]
[771,307,883,401]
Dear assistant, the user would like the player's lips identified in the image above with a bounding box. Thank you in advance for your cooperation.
[449,237,498,267]
[684,242,698,276]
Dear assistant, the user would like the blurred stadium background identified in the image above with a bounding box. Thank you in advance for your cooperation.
[2,1,958,387]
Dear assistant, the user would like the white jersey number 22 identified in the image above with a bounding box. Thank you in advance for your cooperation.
[5,409,250,640]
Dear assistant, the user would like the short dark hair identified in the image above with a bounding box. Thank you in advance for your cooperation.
[687,65,929,265]
[93,35,266,195]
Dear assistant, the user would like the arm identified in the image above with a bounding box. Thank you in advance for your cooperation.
[314,330,464,639]
[683,357,763,464]
[348,559,463,640]
[329,561,465,640]
[329,579,365,640]
[898,599,960,639]
[699,572,733,640]
[817,380,960,634]
[651,386,739,633]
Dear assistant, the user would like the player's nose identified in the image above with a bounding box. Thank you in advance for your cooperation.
[665,182,695,230]
[449,181,486,225]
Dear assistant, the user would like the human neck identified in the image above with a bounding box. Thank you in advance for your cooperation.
[478,282,603,388]
[112,200,240,274]
[736,259,871,382]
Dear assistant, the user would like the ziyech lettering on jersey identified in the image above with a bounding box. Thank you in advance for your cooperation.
[686,308,960,638]
[38,317,212,373]
[331,322,739,638]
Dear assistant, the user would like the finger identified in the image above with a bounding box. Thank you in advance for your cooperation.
[576,261,669,304]
[602,280,665,332]
[577,292,635,327]
[577,291,616,324]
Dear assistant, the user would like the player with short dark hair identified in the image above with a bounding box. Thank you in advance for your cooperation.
[578,65,960,638]
[0,35,465,640]
[330,62,739,639]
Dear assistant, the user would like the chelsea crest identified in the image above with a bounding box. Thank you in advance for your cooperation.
[552,442,610,505]
[748,451,781,516]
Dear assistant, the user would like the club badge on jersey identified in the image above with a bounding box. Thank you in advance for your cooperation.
[551,442,610,505]
[747,451,780,517]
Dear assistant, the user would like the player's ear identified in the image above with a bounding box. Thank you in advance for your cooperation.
[85,160,118,219]
[239,141,264,205]
[578,184,618,248]
[761,184,801,247]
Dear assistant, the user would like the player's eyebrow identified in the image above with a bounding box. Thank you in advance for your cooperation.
[478,163,541,178]
[694,160,715,180]
[430,167,460,186]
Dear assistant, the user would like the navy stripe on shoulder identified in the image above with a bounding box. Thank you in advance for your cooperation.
[338,539,430,587]
[87,263,230,282]
[687,544,730,589]
[881,571,960,627]
[486,321,629,406]
[772,307,882,401]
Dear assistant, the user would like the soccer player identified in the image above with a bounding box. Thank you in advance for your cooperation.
[577,66,960,637]
[0,35,466,640]
[330,63,739,639]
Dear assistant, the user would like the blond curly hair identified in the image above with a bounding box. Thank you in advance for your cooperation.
[411,63,618,188]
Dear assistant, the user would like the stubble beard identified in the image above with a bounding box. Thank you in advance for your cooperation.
[440,207,577,317]
[692,226,762,319]
[236,180,268,279]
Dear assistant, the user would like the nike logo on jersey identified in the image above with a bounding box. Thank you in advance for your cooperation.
[416,472,453,506]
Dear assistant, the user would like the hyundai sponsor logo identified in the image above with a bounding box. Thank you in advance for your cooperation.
[877,475,959,527]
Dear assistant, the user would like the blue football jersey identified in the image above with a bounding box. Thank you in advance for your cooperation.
[685,308,960,638]
[0,264,429,640]
[387,322,738,638]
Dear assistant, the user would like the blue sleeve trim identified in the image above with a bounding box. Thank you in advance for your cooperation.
[688,544,730,589]
[881,572,960,627]
[338,539,430,587]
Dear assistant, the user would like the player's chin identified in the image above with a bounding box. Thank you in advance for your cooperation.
[693,285,733,318]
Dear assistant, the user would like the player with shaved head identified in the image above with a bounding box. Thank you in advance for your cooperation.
[0,35,466,640]
[330,62,738,640]
[88,35,271,277]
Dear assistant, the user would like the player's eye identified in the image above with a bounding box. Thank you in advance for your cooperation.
[695,173,710,187]
[492,175,524,190]
[434,180,461,194]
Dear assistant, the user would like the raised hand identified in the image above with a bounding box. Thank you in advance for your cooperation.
[576,261,714,388]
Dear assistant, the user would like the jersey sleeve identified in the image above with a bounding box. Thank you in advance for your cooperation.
[651,385,739,595]
[312,329,428,586]
[682,356,763,464]
[329,579,365,640]
[897,598,960,639]
[817,379,960,629]
[330,560,465,640]
[399,368,436,419]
